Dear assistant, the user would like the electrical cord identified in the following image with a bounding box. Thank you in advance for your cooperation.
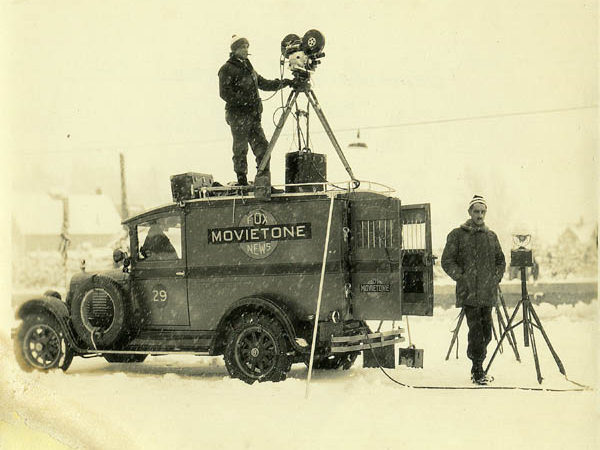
[90,326,100,351]
[263,55,288,105]
[362,331,593,392]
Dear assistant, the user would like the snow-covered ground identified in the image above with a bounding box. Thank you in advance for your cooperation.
[1,302,598,450]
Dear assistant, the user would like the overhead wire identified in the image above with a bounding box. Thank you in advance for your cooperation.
[19,104,596,156]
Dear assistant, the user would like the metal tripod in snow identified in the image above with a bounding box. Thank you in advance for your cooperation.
[445,286,520,362]
[485,267,566,384]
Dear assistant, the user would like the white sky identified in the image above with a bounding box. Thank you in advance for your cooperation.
[2,0,598,248]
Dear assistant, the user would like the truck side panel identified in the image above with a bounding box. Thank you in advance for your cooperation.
[185,197,347,329]
[187,273,346,330]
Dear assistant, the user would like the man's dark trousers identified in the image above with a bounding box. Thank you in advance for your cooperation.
[226,109,270,183]
[463,305,493,372]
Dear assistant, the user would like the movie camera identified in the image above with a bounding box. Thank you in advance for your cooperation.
[280,30,326,76]
[510,234,534,268]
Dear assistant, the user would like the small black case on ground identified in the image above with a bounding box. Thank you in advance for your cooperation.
[398,346,424,368]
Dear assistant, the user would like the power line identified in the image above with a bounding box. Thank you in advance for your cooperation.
[18,104,596,156]
[335,104,597,133]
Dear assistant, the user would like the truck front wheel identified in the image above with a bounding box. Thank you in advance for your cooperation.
[224,312,290,384]
[14,313,73,372]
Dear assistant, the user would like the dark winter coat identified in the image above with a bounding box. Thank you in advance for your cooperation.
[218,56,283,115]
[441,220,506,307]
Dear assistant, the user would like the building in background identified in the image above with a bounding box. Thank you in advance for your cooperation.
[12,192,123,255]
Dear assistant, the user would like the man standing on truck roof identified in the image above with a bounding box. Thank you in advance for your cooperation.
[441,195,506,385]
[218,35,293,186]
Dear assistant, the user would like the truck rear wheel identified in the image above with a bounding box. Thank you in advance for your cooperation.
[14,313,73,372]
[224,312,290,384]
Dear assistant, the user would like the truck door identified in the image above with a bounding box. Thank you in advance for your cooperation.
[350,196,402,319]
[131,213,190,327]
[400,203,434,316]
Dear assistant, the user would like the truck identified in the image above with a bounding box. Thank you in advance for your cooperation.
[13,175,433,384]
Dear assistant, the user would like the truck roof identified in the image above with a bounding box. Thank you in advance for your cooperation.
[122,180,395,226]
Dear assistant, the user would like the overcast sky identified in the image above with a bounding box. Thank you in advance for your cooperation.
[2,0,597,249]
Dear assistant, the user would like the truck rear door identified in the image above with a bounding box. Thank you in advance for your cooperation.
[350,196,402,319]
[400,203,434,316]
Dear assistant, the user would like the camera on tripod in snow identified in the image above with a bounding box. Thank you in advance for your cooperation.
[280,29,326,77]
[510,233,534,268]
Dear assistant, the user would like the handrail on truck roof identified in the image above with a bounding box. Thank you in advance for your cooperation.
[195,180,395,202]
[122,180,396,224]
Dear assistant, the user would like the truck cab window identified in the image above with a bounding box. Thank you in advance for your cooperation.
[137,216,182,261]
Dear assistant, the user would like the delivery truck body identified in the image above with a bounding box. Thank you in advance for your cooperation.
[14,178,433,383]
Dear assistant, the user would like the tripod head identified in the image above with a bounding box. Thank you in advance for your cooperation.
[287,72,312,93]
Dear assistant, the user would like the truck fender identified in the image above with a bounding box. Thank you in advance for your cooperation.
[15,296,77,346]
[214,296,306,354]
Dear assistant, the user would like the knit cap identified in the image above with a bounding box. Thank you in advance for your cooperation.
[468,195,487,209]
[230,35,249,51]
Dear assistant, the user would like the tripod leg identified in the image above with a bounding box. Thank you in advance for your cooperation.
[528,303,567,376]
[520,268,530,347]
[445,309,465,360]
[484,299,523,374]
[305,89,357,183]
[496,297,520,361]
[526,305,544,384]
[498,287,521,361]
[257,89,300,174]
[492,306,502,352]
[497,310,520,360]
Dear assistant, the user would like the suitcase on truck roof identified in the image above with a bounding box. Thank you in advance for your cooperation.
[170,172,213,202]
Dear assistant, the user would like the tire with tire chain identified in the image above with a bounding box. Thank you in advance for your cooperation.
[224,312,290,384]
[14,313,74,372]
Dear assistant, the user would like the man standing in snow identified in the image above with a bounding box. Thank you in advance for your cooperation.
[218,35,292,186]
[441,195,506,384]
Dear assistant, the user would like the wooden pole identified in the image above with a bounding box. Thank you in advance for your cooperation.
[305,194,335,399]
[119,152,129,220]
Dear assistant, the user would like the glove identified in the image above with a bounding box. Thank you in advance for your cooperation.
[282,79,294,88]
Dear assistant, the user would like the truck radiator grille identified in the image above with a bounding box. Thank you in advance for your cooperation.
[402,221,426,251]
[356,219,395,248]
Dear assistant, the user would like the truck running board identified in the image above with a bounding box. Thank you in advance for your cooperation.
[88,350,211,356]
[330,329,404,353]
